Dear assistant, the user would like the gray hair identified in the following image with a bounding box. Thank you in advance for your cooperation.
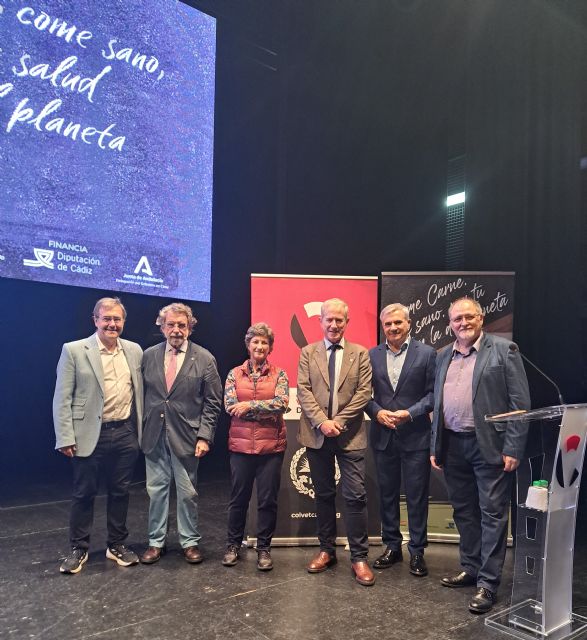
[448,297,484,317]
[156,302,197,332]
[93,297,126,319]
[321,298,349,319]
[245,322,275,350]
[380,303,410,322]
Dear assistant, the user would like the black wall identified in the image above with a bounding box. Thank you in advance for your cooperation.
[2,0,586,498]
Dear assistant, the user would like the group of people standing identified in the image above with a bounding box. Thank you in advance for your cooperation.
[53,294,529,616]
[53,297,290,575]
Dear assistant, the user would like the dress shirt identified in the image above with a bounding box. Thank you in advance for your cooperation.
[164,340,187,377]
[97,335,133,422]
[442,333,483,433]
[324,337,345,420]
[386,337,410,390]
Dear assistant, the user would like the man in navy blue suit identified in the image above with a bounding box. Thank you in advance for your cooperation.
[431,297,530,614]
[366,303,436,578]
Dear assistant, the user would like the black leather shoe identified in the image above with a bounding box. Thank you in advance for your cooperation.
[469,587,496,614]
[373,548,403,569]
[409,554,428,577]
[441,570,476,588]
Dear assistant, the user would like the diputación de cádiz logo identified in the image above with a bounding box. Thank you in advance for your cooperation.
[290,447,341,499]
[23,248,55,269]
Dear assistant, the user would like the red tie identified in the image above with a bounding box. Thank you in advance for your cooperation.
[166,349,178,392]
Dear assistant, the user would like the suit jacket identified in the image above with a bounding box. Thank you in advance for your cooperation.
[366,339,436,452]
[53,334,143,458]
[297,340,372,451]
[141,340,222,457]
[431,333,531,465]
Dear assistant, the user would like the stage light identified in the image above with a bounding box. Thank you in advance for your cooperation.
[446,191,465,206]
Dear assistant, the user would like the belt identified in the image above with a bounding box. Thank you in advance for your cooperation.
[446,429,476,438]
[101,419,130,429]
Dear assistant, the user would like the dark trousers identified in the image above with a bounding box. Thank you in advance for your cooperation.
[374,436,430,556]
[226,452,284,550]
[70,421,139,550]
[443,430,513,592]
[306,438,369,562]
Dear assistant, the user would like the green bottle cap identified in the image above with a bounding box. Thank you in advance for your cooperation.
[532,480,548,488]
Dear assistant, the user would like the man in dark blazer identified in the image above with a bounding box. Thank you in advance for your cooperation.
[53,297,143,574]
[366,303,436,578]
[297,298,374,586]
[431,297,530,614]
[140,303,222,565]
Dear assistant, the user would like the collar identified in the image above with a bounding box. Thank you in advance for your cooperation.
[324,337,345,350]
[167,340,187,354]
[238,358,270,376]
[247,358,271,375]
[452,332,484,357]
[386,336,410,354]
[96,334,122,354]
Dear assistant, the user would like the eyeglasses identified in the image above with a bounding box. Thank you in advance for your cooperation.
[450,314,480,324]
[98,316,123,323]
[165,322,188,330]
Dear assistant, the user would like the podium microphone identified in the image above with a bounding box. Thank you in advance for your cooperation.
[509,343,565,405]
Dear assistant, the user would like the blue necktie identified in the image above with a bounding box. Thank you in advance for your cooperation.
[328,344,339,419]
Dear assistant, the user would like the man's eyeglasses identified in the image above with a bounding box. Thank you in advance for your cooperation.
[450,314,480,324]
[98,316,123,323]
[165,322,188,330]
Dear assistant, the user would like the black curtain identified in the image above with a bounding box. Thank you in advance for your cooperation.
[2,0,586,498]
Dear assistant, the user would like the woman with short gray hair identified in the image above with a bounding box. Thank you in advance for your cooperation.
[222,323,289,571]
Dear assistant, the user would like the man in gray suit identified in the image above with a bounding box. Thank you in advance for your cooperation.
[297,298,374,586]
[140,303,222,565]
[431,297,530,613]
[54,297,143,574]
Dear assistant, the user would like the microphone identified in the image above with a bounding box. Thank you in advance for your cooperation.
[509,343,565,405]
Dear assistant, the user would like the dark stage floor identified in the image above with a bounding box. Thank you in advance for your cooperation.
[2,474,586,640]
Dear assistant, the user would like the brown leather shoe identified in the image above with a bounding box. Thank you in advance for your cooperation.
[183,546,203,564]
[257,549,273,571]
[140,546,166,564]
[352,561,375,586]
[307,551,337,573]
[222,545,240,567]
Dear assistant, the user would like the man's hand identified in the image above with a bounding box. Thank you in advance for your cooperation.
[430,455,442,471]
[58,445,76,458]
[195,439,210,458]
[320,420,344,437]
[389,410,411,426]
[376,409,410,429]
[226,401,252,418]
[376,410,397,429]
[502,455,519,472]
